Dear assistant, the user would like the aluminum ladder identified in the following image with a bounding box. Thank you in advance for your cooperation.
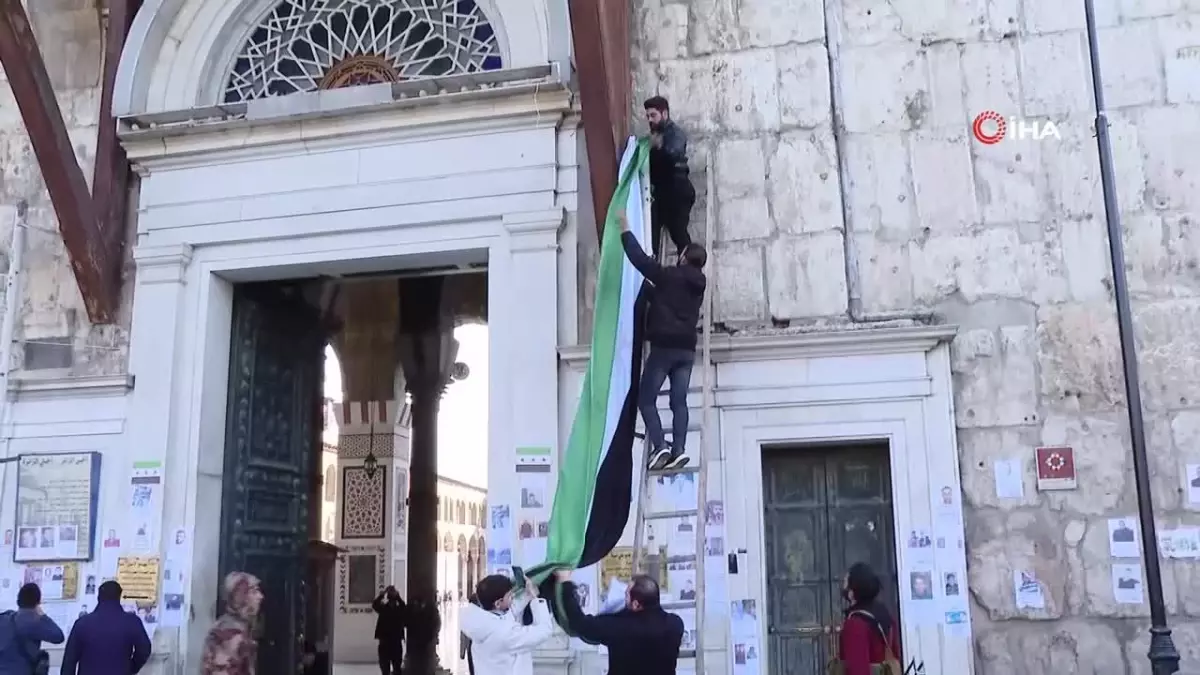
[630,152,716,673]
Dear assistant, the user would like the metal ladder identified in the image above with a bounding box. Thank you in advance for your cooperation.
[630,152,716,672]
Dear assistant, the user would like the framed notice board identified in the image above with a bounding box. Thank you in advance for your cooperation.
[13,452,101,563]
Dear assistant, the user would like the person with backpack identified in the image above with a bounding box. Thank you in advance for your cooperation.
[0,583,64,675]
[60,580,151,675]
[837,563,902,675]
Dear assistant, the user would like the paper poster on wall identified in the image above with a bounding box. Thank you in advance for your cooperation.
[127,462,164,554]
[568,565,598,651]
[24,563,78,601]
[667,559,696,603]
[599,547,633,600]
[43,602,80,639]
[905,529,935,567]
[730,600,760,675]
[1013,570,1045,609]
[14,453,101,562]
[1112,564,1144,604]
[1159,528,1200,558]
[668,516,697,558]
[116,556,161,603]
[1185,464,1200,506]
[993,459,1024,500]
[938,568,970,638]
[1107,518,1141,558]
[906,569,937,623]
[677,607,697,651]
[489,505,512,541]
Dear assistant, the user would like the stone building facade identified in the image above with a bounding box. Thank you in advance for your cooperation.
[0,0,1195,674]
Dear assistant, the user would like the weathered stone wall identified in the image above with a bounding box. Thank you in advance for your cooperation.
[631,0,1200,671]
[0,0,129,378]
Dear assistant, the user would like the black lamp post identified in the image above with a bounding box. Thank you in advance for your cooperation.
[1083,0,1180,671]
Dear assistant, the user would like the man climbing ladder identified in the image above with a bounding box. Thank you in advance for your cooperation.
[617,209,707,472]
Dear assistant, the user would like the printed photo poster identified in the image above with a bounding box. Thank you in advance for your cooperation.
[490,505,513,541]
[1185,463,1200,507]
[906,569,937,623]
[1108,518,1141,558]
[1013,570,1045,610]
[677,607,697,652]
[485,547,512,576]
[1159,528,1200,559]
[127,461,164,555]
[568,565,598,651]
[651,472,698,514]
[703,500,727,610]
[667,558,697,604]
[730,600,761,675]
[25,563,78,601]
[14,453,101,562]
[993,458,1024,500]
[1112,563,1144,605]
[905,528,935,567]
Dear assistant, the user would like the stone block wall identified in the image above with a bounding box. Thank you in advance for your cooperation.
[631,0,1200,670]
[0,0,130,378]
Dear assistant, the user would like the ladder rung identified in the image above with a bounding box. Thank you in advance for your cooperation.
[645,508,698,520]
[651,465,700,476]
[633,425,703,440]
[662,600,697,611]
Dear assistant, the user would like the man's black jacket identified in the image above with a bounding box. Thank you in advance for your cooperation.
[372,594,407,644]
[621,231,705,351]
[650,120,690,191]
[557,579,684,675]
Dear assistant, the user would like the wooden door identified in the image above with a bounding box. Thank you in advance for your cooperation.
[762,444,898,675]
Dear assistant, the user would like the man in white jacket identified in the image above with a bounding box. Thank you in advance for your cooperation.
[460,575,554,675]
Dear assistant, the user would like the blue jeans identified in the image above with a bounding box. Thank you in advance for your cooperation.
[639,346,694,452]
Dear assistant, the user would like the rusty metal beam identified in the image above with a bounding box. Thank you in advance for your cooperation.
[568,0,620,237]
[0,0,120,323]
[93,0,141,297]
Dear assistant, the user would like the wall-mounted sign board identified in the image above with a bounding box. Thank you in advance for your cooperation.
[13,452,101,562]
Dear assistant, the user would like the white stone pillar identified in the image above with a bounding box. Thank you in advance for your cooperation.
[331,400,400,663]
[491,210,572,669]
[124,243,194,663]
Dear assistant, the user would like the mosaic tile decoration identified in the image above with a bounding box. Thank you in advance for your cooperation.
[338,434,395,459]
[337,545,387,614]
[341,467,386,539]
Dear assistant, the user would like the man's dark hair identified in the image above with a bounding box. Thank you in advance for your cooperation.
[643,96,670,114]
[16,583,40,609]
[683,243,707,268]
[97,580,122,603]
[475,575,514,611]
[629,575,660,609]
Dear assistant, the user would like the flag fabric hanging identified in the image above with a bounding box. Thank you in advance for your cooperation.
[520,137,652,624]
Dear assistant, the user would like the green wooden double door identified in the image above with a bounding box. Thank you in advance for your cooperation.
[762,444,900,675]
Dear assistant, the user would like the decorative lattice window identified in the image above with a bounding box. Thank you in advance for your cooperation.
[223,0,504,104]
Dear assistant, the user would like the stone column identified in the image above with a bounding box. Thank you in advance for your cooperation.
[125,243,193,662]
[331,400,399,663]
[334,279,401,402]
[396,275,459,675]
